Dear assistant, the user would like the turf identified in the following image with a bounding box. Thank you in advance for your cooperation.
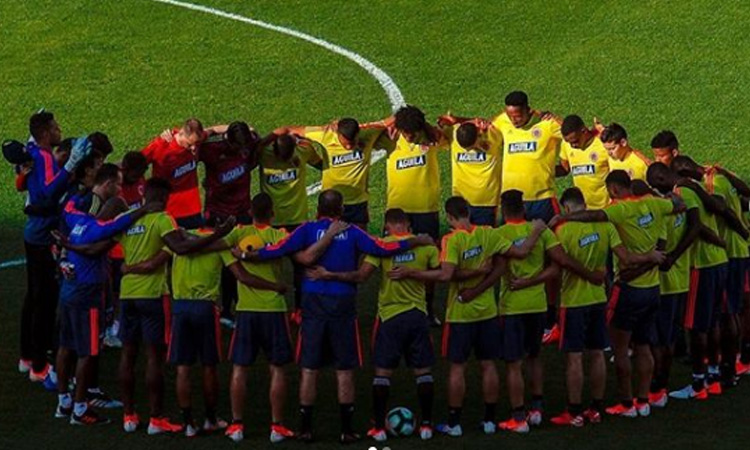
[3,0,750,448]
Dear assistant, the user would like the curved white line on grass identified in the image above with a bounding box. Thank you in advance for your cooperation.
[150,0,406,110]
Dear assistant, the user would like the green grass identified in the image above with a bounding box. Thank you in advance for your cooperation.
[3,0,750,448]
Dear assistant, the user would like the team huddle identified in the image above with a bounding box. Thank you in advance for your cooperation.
[6,89,750,444]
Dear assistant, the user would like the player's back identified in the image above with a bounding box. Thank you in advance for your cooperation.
[118,212,177,299]
[171,229,231,301]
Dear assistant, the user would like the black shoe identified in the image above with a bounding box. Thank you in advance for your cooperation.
[297,431,314,443]
[70,408,111,426]
[340,432,361,444]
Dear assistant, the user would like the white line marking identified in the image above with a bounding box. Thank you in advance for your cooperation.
[150,0,406,111]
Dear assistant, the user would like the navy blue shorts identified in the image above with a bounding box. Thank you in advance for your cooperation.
[343,202,369,227]
[59,282,103,357]
[175,213,205,230]
[405,212,440,241]
[523,198,560,223]
[724,258,748,315]
[442,317,502,363]
[229,311,293,366]
[499,313,545,362]
[559,304,609,352]
[685,265,728,332]
[298,293,362,370]
[372,309,435,369]
[653,293,685,347]
[608,284,659,344]
[469,206,497,227]
[119,297,170,346]
[168,301,222,366]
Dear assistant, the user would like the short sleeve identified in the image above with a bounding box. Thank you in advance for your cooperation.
[603,202,627,225]
[606,223,622,249]
[364,254,381,268]
[679,187,700,211]
[559,143,570,163]
[547,118,562,140]
[158,213,178,238]
[426,246,440,269]
[440,234,461,265]
[652,197,674,219]
[542,228,560,250]
[220,249,236,267]
[488,228,512,255]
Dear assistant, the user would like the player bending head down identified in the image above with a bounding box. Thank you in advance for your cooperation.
[651,130,680,167]
[504,90,533,128]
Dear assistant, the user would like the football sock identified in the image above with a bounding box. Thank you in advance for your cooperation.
[181,407,193,426]
[448,407,462,427]
[299,405,314,433]
[530,395,544,411]
[511,406,526,422]
[691,373,706,391]
[372,376,390,429]
[483,403,496,423]
[568,403,583,416]
[339,403,355,434]
[205,406,217,424]
[416,374,434,425]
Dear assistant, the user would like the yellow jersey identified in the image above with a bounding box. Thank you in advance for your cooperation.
[608,149,651,181]
[449,123,503,207]
[304,125,384,205]
[560,136,610,209]
[385,133,444,213]
[492,113,561,201]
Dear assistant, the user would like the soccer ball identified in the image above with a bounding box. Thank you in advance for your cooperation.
[238,234,265,251]
[386,407,415,437]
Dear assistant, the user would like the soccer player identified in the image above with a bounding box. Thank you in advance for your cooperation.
[120,151,148,210]
[54,187,162,425]
[671,156,748,392]
[391,196,544,437]
[551,170,680,417]
[557,115,611,209]
[247,189,433,444]
[223,193,349,444]
[305,208,441,442]
[646,163,702,406]
[281,118,389,229]
[600,123,651,180]
[384,105,447,326]
[437,115,504,226]
[492,90,562,222]
[142,119,225,229]
[21,111,91,386]
[650,130,681,167]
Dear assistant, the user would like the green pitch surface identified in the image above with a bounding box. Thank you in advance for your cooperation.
[3,0,750,448]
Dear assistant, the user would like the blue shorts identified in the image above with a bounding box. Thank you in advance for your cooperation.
[653,293,686,347]
[119,297,170,346]
[343,202,369,227]
[298,293,362,370]
[500,313,545,362]
[59,282,103,357]
[405,212,440,241]
[229,311,293,366]
[469,206,497,227]
[442,317,502,363]
[685,265,728,332]
[175,214,204,230]
[559,303,609,352]
[724,258,748,315]
[168,301,222,366]
[608,284,659,344]
[372,309,435,369]
[523,197,560,223]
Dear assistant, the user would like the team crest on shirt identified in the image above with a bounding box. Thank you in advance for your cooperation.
[513,237,527,247]
[267,169,297,184]
[462,246,483,260]
[578,232,601,248]
[571,164,596,176]
[70,223,88,237]
[394,252,416,263]
[508,142,537,153]
[332,150,364,166]
[396,155,426,170]
[456,152,487,163]
[638,213,655,227]
[531,127,542,139]
[173,160,197,178]
[220,165,247,184]
[590,152,599,162]
[126,224,146,236]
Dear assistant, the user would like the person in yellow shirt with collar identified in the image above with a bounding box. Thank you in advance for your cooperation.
[600,123,652,181]
[492,91,562,223]
[557,115,611,210]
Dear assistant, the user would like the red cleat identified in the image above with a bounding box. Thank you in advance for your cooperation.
[542,324,561,345]
[550,411,584,427]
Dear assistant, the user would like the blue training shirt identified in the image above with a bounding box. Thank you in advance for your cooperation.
[257,218,409,296]
[23,142,71,245]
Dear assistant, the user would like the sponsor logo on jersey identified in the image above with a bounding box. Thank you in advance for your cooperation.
[462,245,483,260]
[578,232,601,248]
[316,229,348,241]
[456,152,487,163]
[674,213,685,228]
[332,150,364,166]
[571,164,596,176]
[638,213,655,227]
[394,252,416,263]
[219,164,247,184]
[267,169,298,185]
[508,142,537,153]
[396,155,426,170]
[172,160,197,178]
[513,237,527,247]
[126,224,147,236]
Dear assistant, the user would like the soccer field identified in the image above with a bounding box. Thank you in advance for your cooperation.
[3,1,750,448]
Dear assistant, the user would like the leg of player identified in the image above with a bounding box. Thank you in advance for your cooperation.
[439,362,466,437]
[500,360,529,433]
[336,369,359,443]
[587,350,606,422]
[414,369,435,439]
[479,360,499,434]
[606,327,637,417]
[739,283,750,373]
[526,355,544,425]
[706,325,722,393]
[176,365,196,437]
[633,344,654,415]
[202,364,224,432]
[145,343,168,423]
[298,368,318,442]
[70,355,109,425]
[719,313,740,387]
[268,364,294,443]
[552,352,584,427]
[119,342,138,431]
[85,356,122,409]
[227,365,247,442]
[54,347,75,419]
[369,368,393,442]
